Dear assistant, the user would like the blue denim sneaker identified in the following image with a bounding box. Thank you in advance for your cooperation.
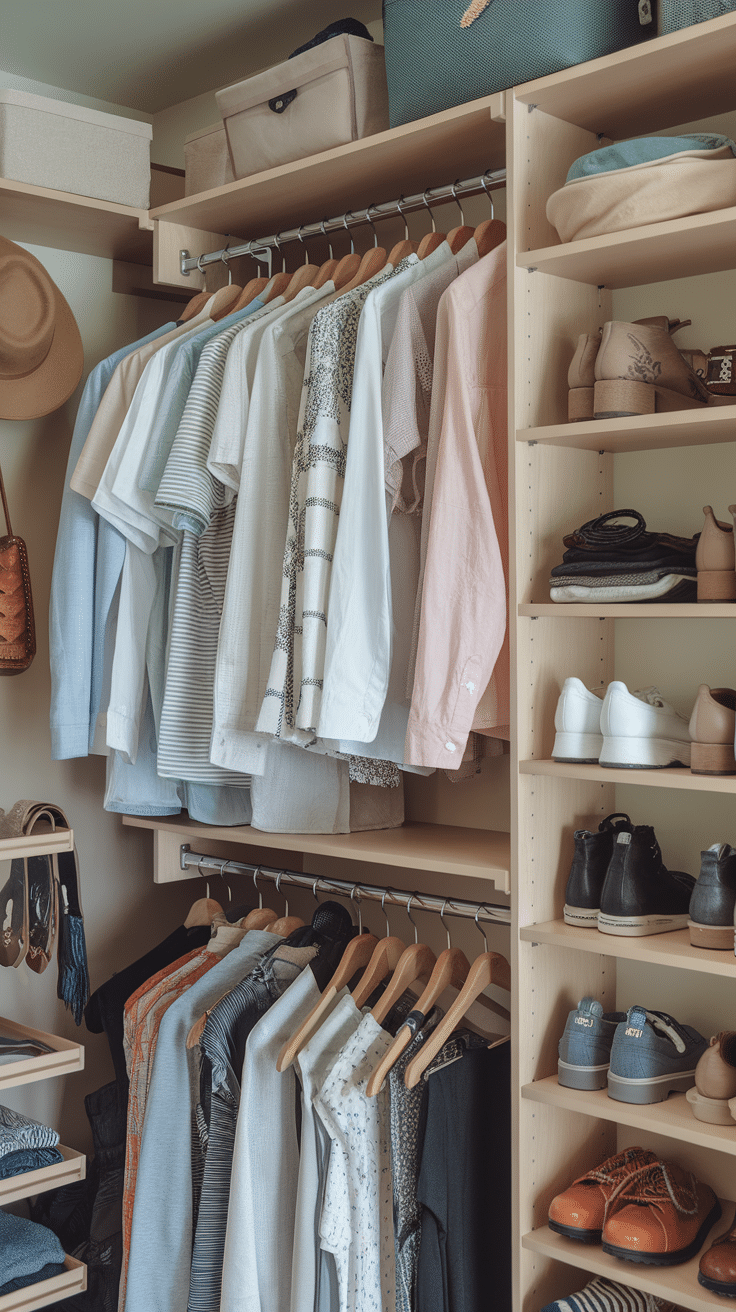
[608,1005,708,1104]
[558,996,627,1091]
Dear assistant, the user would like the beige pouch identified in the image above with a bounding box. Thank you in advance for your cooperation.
[216,35,389,180]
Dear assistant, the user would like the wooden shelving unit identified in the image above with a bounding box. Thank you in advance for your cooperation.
[519,760,736,794]
[0,1146,86,1208]
[0,177,152,262]
[0,828,73,863]
[0,1258,86,1312]
[0,1018,84,1091]
[518,405,736,454]
[520,604,736,618]
[519,921,736,979]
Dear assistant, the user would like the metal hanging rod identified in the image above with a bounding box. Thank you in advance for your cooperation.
[180,845,510,926]
[179,167,506,276]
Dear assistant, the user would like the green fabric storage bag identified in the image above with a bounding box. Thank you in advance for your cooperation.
[382,0,649,127]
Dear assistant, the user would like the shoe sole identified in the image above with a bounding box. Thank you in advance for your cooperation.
[599,735,691,769]
[607,1068,697,1104]
[688,919,734,951]
[593,378,708,419]
[602,1199,721,1266]
[548,1219,602,1244]
[597,912,689,937]
[699,1271,736,1297]
[553,731,603,764]
[564,904,599,927]
[686,1086,736,1125]
[558,1057,609,1091]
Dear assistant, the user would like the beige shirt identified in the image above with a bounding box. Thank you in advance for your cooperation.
[70,303,214,500]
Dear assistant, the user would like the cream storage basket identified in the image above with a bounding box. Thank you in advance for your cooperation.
[184,122,234,196]
[216,34,390,180]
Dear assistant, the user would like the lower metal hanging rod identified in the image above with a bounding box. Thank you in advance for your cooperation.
[179,167,506,276]
[180,846,510,925]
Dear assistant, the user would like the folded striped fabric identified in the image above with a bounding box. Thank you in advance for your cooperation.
[541,1276,674,1312]
[0,1104,59,1158]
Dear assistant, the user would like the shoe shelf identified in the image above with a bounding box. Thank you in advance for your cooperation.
[0,1145,86,1207]
[0,1018,84,1091]
[522,1209,734,1312]
[519,760,736,795]
[520,604,736,618]
[523,1077,736,1157]
[0,828,74,863]
[517,406,736,455]
[517,206,736,289]
[519,921,735,979]
[0,1257,86,1312]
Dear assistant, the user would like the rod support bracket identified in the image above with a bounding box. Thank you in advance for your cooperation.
[180,843,191,870]
[179,249,191,277]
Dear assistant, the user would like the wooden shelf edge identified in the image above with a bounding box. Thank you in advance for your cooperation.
[0,1257,86,1312]
[518,760,736,794]
[0,175,147,221]
[0,1017,84,1091]
[522,1213,735,1312]
[0,1146,86,1206]
[522,1078,736,1155]
[519,921,736,977]
[0,829,73,861]
[519,605,736,618]
[517,404,736,453]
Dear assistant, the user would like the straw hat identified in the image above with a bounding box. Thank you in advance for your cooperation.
[0,236,83,420]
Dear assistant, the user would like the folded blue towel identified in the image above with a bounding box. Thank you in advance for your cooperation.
[567,133,736,182]
[0,1210,66,1283]
[0,1146,64,1180]
[0,1104,59,1158]
[0,1261,67,1296]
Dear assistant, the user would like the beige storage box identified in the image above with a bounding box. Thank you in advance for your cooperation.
[0,89,152,208]
[216,34,389,180]
[184,121,234,196]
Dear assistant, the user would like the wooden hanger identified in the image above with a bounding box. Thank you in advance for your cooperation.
[339,245,388,293]
[473,217,506,258]
[369,941,436,1028]
[313,258,338,289]
[209,282,244,321]
[445,179,475,255]
[231,276,268,311]
[243,906,278,930]
[387,196,418,266]
[179,289,210,323]
[184,896,223,928]
[352,933,406,1010]
[262,270,293,303]
[276,930,380,1071]
[282,263,319,304]
[365,945,470,1097]
[331,252,361,288]
[404,949,511,1089]
[415,187,447,261]
[268,914,305,936]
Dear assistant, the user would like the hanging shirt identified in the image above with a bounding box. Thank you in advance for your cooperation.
[221,966,323,1312]
[388,1013,440,1312]
[49,321,175,761]
[291,991,363,1312]
[317,243,454,745]
[124,928,278,1312]
[405,244,508,768]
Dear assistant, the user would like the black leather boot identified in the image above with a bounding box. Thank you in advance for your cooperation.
[564,813,633,926]
[598,825,694,937]
[688,843,736,950]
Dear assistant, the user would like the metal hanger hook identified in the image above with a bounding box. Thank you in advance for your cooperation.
[365,203,380,248]
[219,860,233,904]
[196,856,212,901]
[220,242,233,285]
[481,171,495,220]
[450,180,465,225]
[275,870,289,917]
[320,218,334,262]
[350,883,363,935]
[406,893,419,945]
[381,889,392,938]
[342,211,355,255]
[422,188,436,234]
[253,866,263,910]
[297,223,309,265]
[397,196,409,241]
[475,905,489,953]
[312,877,321,906]
[274,231,286,274]
[440,898,451,951]
[196,251,208,281]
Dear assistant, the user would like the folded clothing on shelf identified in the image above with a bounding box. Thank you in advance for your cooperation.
[0,1146,63,1179]
[546,133,736,242]
[0,1209,66,1286]
[0,1103,60,1158]
[550,509,698,603]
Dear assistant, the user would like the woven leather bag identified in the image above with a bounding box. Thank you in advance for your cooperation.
[382,0,649,127]
[0,463,35,674]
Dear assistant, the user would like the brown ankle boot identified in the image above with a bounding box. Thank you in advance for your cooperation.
[593,321,711,417]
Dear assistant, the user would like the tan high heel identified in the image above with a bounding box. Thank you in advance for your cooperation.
[593,320,711,418]
[696,506,736,601]
[567,318,693,422]
[689,684,736,775]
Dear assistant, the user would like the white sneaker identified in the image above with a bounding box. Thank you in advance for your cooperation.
[599,682,691,769]
[552,677,604,762]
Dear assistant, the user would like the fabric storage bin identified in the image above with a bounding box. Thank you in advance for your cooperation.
[215,34,389,180]
[0,89,152,208]
[184,122,234,196]
[659,0,736,32]
[381,0,648,128]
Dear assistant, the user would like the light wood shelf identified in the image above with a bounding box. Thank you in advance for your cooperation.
[0,1257,86,1312]
[514,12,736,138]
[519,760,736,794]
[0,177,152,262]
[518,206,736,288]
[522,1212,734,1312]
[523,1077,736,1155]
[520,604,736,618]
[519,921,736,978]
[0,829,73,863]
[122,814,510,890]
[150,94,506,241]
[518,406,736,453]
[0,1018,84,1091]
[0,1146,85,1207]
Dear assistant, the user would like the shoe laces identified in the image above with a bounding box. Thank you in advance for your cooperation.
[605,1159,699,1219]
[581,1146,657,1188]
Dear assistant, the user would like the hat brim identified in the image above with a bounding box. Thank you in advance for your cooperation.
[0,242,83,422]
